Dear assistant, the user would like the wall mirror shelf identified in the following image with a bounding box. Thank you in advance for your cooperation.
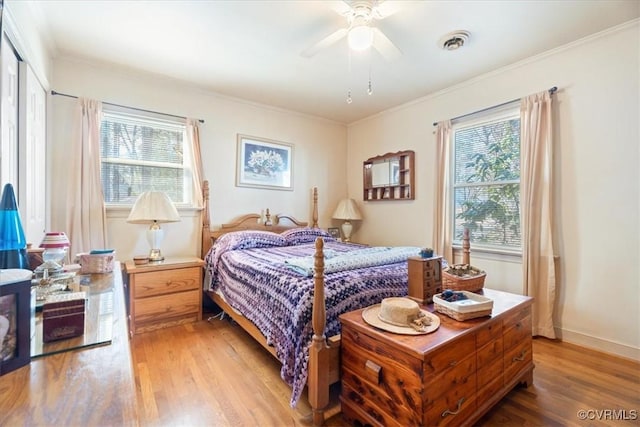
[363,150,415,201]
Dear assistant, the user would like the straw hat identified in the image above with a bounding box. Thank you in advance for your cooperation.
[362,297,440,335]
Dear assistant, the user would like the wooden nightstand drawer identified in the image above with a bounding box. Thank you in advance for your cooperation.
[133,266,201,298]
[135,289,200,326]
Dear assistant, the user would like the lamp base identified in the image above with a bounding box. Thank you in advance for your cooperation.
[148,249,164,262]
[341,221,354,242]
[147,223,165,262]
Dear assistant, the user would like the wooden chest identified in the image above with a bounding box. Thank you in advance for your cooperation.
[340,288,533,427]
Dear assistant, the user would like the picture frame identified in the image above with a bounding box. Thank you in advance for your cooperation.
[328,227,341,240]
[0,273,31,376]
[236,134,294,191]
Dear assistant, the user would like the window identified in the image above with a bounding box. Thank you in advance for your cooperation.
[100,108,194,206]
[452,105,521,252]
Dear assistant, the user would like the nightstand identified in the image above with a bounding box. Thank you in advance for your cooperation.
[124,257,204,335]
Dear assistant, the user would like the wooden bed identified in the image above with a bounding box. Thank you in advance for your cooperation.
[200,181,339,426]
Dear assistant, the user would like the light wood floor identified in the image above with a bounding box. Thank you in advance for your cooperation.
[131,311,639,426]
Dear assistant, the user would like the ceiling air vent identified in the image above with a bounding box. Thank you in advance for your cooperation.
[439,30,470,51]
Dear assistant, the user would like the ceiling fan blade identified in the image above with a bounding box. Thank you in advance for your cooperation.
[328,0,353,16]
[373,0,402,19]
[372,27,402,61]
[301,28,348,57]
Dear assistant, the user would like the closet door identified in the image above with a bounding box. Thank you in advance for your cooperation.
[0,32,18,188]
[19,61,46,245]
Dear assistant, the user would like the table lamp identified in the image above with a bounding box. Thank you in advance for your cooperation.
[127,191,180,261]
[332,198,362,242]
[39,232,71,266]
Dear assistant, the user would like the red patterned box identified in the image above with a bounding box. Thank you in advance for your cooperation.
[42,294,86,342]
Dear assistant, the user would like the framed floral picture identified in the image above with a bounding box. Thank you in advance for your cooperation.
[236,134,294,190]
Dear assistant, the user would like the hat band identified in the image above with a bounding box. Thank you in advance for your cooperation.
[378,312,422,328]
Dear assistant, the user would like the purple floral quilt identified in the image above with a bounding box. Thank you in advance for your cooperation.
[204,236,417,407]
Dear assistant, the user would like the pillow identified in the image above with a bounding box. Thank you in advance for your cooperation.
[204,230,287,288]
[215,230,287,252]
[281,227,335,245]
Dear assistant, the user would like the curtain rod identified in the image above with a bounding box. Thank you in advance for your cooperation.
[432,86,557,127]
[50,90,205,124]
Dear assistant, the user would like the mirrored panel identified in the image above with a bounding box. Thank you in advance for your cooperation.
[363,150,415,201]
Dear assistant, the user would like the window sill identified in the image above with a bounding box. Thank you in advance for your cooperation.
[452,245,522,264]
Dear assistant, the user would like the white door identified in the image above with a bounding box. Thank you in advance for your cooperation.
[19,61,46,246]
[0,33,19,190]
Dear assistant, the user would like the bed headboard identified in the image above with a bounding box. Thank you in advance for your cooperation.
[200,180,319,258]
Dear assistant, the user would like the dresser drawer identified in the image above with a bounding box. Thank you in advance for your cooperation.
[423,332,476,376]
[424,374,477,426]
[133,267,201,298]
[504,339,533,380]
[424,354,476,406]
[476,319,502,348]
[342,326,423,422]
[476,337,504,389]
[134,289,200,325]
[503,314,532,351]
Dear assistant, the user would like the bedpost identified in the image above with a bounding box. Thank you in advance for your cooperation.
[462,227,470,265]
[312,187,318,228]
[201,180,212,259]
[309,237,328,426]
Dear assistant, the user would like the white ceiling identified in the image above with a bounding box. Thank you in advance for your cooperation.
[26,0,640,124]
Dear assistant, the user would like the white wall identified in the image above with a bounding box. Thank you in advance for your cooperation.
[49,58,347,261]
[347,21,640,360]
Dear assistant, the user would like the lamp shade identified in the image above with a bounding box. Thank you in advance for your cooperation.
[332,199,363,221]
[126,191,180,224]
[39,232,70,249]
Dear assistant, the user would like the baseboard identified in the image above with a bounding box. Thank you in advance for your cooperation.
[555,327,640,362]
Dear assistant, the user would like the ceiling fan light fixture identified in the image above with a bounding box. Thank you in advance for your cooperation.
[348,24,374,51]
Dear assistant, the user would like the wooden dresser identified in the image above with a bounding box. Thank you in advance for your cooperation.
[340,288,533,427]
[0,263,138,426]
[125,257,204,335]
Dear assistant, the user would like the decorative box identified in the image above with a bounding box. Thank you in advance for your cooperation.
[42,292,86,342]
[407,256,443,304]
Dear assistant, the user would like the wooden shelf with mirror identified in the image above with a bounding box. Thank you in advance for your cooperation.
[363,150,415,201]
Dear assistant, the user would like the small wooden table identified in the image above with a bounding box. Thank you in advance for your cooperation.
[0,263,138,426]
[125,257,204,335]
[340,288,533,427]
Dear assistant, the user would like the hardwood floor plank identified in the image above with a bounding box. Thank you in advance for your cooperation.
[131,315,639,427]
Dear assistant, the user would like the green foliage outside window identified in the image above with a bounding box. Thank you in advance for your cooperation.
[453,115,521,249]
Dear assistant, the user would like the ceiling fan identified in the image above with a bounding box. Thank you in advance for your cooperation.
[301,0,402,61]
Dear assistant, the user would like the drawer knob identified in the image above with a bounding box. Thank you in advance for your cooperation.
[513,349,528,362]
[442,397,465,417]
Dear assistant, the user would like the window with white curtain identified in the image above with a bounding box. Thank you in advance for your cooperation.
[452,104,521,252]
[100,107,194,207]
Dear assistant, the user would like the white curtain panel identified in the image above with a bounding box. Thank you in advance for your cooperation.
[64,98,107,257]
[186,118,204,209]
[433,120,452,263]
[520,90,557,339]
